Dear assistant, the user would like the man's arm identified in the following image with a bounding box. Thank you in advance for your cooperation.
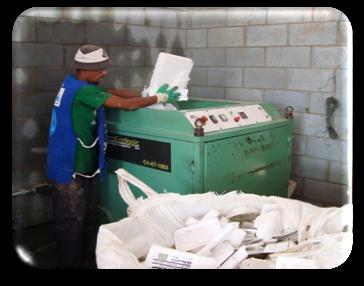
[104,94,158,110]
[104,83,181,110]
[107,88,141,98]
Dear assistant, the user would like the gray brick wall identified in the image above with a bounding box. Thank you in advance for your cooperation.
[13,43,64,67]
[226,48,264,67]
[13,7,351,212]
[312,47,348,68]
[15,93,54,116]
[13,16,36,42]
[291,155,329,181]
[286,69,334,92]
[186,48,225,66]
[207,67,243,87]
[63,7,110,22]
[289,22,337,46]
[85,22,125,45]
[267,7,312,24]
[145,8,179,28]
[302,179,349,206]
[225,88,264,102]
[12,68,37,93]
[189,9,226,28]
[109,46,146,66]
[35,68,69,92]
[22,7,63,19]
[246,25,287,46]
[264,90,310,113]
[38,19,86,44]
[266,47,310,67]
[226,7,266,26]
[187,29,207,48]
[208,27,244,47]
[109,7,145,25]
[245,68,286,89]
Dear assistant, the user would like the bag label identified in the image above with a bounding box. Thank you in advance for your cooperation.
[106,133,171,172]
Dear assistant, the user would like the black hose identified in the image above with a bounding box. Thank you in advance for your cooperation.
[325,97,339,139]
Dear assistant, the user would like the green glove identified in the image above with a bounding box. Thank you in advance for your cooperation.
[166,88,181,103]
[156,83,170,94]
[156,84,181,103]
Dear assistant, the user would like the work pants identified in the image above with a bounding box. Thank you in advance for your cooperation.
[52,175,99,269]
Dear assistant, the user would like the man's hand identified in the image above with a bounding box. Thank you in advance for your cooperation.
[155,84,181,103]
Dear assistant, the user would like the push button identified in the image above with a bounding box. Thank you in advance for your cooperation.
[209,115,218,124]
[218,114,228,122]
[239,112,248,119]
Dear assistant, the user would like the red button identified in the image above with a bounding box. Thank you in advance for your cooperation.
[201,116,208,122]
[234,116,240,122]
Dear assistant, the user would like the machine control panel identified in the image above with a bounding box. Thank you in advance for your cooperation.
[183,104,272,133]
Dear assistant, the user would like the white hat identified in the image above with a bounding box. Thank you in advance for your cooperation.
[71,45,113,70]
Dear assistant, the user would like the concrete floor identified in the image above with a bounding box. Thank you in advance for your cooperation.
[12,222,97,269]
[12,222,56,268]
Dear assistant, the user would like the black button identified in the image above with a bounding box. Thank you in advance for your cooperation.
[209,115,218,124]
[239,112,248,119]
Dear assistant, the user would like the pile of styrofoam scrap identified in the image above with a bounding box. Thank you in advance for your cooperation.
[139,205,309,269]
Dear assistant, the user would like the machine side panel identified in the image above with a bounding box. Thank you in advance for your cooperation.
[98,132,195,221]
[204,125,292,197]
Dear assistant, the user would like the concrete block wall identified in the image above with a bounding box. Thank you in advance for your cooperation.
[185,7,351,206]
[12,8,351,227]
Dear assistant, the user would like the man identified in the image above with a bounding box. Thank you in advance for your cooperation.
[47,44,180,268]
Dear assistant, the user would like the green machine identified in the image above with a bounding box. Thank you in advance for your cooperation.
[98,99,293,222]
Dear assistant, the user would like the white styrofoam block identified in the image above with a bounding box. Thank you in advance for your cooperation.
[231,222,240,229]
[225,206,261,219]
[147,52,193,101]
[219,216,229,228]
[263,238,278,244]
[219,246,248,269]
[261,203,281,213]
[239,258,275,269]
[275,257,319,269]
[197,223,235,256]
[246,248,265,256]
[124,232,172,259]
[245,241,264,250]
[201,208,220,221]
[178,89,189,101]
[185,217,199,226]
[146,103,177,110]
[144,244,217,269]
[223,229,247,248]
[240,222,255,229]
[211,242,235,267]
[254,210,283,240]
[263,240,296,253]
[188,245,204,254]
[243,228,257,235]
[174,218,222,252]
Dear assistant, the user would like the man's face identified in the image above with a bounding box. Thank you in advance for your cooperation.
[82,69,107,84]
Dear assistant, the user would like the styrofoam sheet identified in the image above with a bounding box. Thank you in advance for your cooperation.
[147,52,193,101]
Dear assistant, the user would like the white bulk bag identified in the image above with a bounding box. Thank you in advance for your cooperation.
[96,168,353,269]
